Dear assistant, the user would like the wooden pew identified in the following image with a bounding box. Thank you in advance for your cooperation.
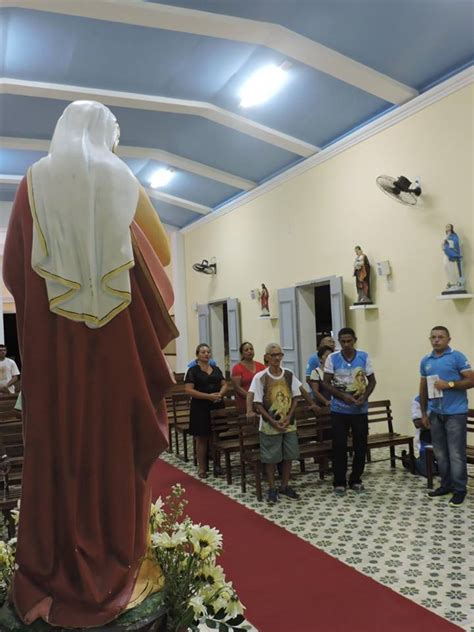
[164,381,188,452]
[296,407,332,478]
[365,400,415,472]
[210,404,252,484]
[0,394,18,412]
[173,372,185,385]
[171,391,191,461]
[0,416,23,487]
[164,393,175,452]
[0,413,23,538]
[238,416,263,500]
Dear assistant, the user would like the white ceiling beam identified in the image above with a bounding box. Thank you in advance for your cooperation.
[5,0,417,104]
[0,78,318,157]
[0,173,210,215]
[146,189,211,215]
[0,175,22,185]
[0,137,50,152]
[118,146,255,190]
[0,136,256,191]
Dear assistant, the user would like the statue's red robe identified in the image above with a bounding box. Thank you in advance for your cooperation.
[3,177,177,627]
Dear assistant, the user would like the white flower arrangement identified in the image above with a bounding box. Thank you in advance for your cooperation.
[0,490,249,631]
[150,484,249,632]
[0,499,19,604]
[0,537,16,605]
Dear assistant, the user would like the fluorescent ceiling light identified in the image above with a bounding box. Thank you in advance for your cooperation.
[150,168,174,188]
[239,63,290,108]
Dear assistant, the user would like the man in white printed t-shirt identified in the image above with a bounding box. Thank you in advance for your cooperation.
[248,342,301,504]
[0,344,20,394]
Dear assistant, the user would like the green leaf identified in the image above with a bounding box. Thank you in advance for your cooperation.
[213,608,226,620]
[205,619,218,629]
[219,623,229,632]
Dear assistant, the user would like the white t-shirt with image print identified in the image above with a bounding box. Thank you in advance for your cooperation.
[0,358,20,393]
[249,367,301,435]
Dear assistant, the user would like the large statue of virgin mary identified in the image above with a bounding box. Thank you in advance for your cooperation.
[3,101,178,627]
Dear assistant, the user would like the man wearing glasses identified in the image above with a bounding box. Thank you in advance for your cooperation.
[248,343,301,503]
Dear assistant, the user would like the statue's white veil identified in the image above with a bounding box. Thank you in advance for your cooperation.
[29,100,139,328]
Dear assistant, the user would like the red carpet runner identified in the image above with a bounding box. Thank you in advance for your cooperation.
[150,459,463,632]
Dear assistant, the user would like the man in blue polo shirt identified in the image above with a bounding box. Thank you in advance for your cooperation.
[420,325,473,506]
[323,328,376,495]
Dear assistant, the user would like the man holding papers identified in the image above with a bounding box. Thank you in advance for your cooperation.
[419,326,474,506]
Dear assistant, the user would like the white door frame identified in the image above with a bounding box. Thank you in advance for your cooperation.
[203,297,241,375]
[277,286,300,378]
[295,275,345,378]
[208,301,226,371]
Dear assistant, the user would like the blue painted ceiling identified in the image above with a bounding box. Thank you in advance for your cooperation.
[0,1,472,227]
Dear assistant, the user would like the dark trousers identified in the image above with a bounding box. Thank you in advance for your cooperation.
[331,412,368,487]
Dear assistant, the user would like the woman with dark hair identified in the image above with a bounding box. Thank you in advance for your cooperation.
[184,344,227,478]
[231,342,265,412]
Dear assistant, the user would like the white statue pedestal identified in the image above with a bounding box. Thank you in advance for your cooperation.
[436,293,473,301]
[349,304,379,311]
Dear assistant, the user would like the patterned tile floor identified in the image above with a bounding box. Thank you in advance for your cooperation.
[162,445,474,632]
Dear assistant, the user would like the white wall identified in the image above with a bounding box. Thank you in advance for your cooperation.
[181,83,474,435]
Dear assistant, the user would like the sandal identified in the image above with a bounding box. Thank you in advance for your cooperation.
[198,471,208,479]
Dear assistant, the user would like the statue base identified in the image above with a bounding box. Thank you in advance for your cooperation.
[437,292,473,301]
[441,289,467,295]
[352,301,373,306]
[0,592,167,632]
[349,304,378,311]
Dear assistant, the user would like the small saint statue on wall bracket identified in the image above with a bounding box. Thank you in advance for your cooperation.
[442,224,466,294]
[353,246,373,305]
[258,283,270,316]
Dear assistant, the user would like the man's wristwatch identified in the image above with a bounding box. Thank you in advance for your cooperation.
[448,381,455,388]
